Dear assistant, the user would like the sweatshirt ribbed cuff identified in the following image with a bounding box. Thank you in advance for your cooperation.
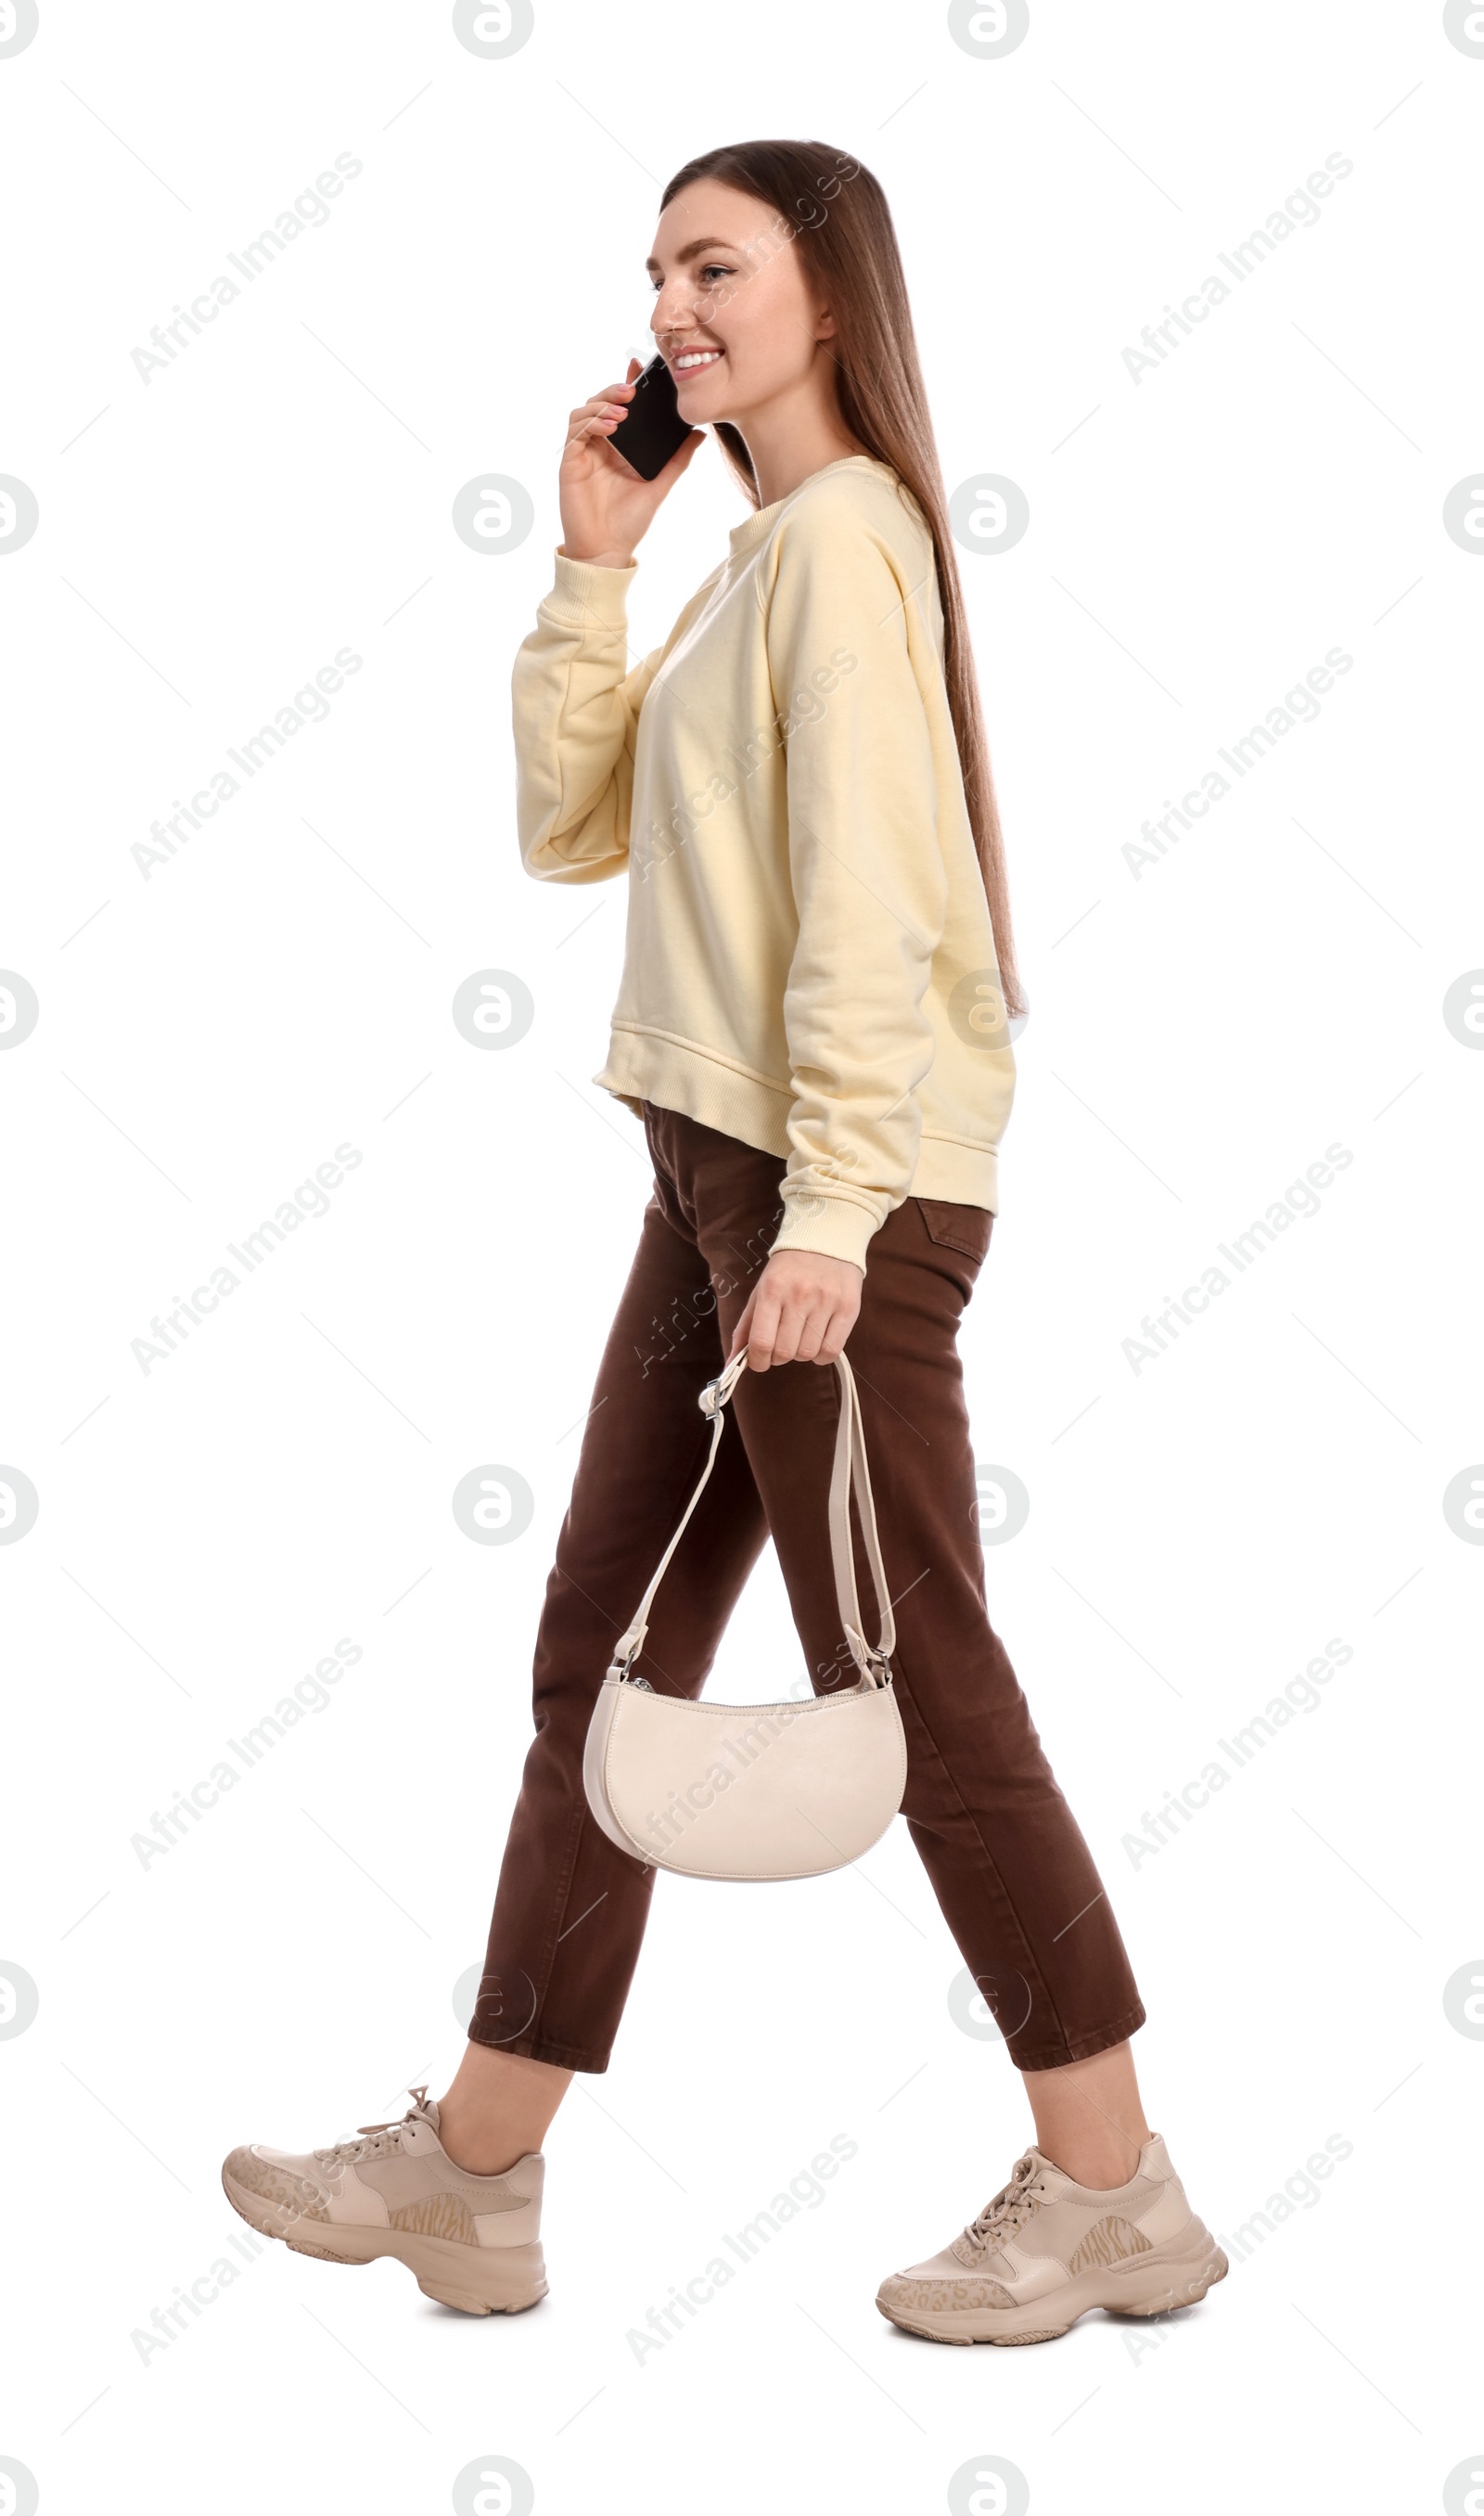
[539,548,638,629]
[768,1191,880,1273]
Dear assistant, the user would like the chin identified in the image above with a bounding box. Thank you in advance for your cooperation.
[676,390,725,425]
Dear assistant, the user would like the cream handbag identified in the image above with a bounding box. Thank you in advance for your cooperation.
[582,1345,907,1881]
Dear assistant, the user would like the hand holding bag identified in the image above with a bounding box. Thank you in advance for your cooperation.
[582,1345,907,1881]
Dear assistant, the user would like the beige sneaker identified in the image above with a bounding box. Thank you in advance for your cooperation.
[876,2135,1226,2344]
[222,2085,546,2317]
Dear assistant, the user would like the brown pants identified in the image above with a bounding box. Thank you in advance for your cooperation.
[471,1103,1145,2075]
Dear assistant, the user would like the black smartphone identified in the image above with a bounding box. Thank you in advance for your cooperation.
[608,353,697,481]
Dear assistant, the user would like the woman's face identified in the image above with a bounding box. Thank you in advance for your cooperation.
[647,178,836,429]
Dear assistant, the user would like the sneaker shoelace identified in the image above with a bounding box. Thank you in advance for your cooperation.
[313,2083,432,2169]
[960,2150,1045,2255]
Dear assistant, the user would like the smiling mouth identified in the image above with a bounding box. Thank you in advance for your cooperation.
[671,348,723,374]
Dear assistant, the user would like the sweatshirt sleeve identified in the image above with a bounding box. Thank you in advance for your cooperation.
[510,550,668,885]
[761,492,949,1272]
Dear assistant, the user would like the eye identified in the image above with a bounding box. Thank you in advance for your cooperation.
[649,261,736,293]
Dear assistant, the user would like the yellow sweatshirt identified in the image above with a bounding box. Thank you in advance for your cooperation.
[512,453,1016,1273]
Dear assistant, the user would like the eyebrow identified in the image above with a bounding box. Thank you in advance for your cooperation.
[645,235,739,276]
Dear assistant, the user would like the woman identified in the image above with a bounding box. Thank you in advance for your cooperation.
[224,139,1225,2344]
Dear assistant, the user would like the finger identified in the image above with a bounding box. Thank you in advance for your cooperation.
[815,1306,851,1364]
[565,408,625,453]
[726,1289,756,1362]
[821,1289,863,1364]
[767,1294,805,1369]
[568,386,635,433]
[748,1287,782,1372]
[789,1298,828,1365]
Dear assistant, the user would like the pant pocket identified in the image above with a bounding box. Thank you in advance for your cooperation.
[913,1197,994,1264]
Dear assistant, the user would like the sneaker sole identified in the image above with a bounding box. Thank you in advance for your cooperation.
[221,2165,548,2317]
[876,2220,1228,2346]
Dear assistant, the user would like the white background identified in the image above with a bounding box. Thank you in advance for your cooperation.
[2,1,1481,2510]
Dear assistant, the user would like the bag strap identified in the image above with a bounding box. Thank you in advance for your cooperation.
[606,1345,895,1687]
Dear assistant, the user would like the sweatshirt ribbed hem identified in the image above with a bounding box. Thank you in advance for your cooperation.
[770,1192,881,1271]
[594,1027,998,1268]
[538,548,637,629]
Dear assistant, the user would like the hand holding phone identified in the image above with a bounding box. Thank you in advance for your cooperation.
[559,355,703,570]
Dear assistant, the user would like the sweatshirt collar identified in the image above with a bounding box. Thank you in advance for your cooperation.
[726,455,896,558]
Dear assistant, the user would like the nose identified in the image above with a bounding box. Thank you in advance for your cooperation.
[651,273,706,346]
[651,292,681,346]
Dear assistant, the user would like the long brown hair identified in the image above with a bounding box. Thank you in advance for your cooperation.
[659,139,1024,1021]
